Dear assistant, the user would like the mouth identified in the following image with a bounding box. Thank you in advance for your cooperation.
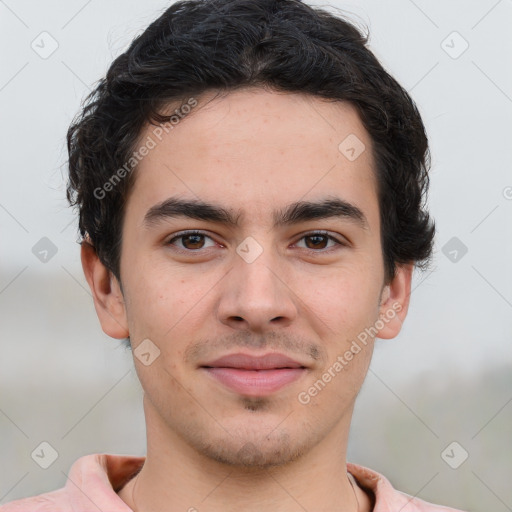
[200,353,308,396]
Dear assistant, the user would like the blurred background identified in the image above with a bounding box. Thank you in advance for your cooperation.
[0,0,511,510]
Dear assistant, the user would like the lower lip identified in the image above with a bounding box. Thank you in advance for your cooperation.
[202,367,306,396]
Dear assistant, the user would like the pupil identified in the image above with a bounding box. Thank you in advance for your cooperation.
[307,235,326,249]
[186,234,203,249]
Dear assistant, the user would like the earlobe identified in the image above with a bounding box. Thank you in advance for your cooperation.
[80,240,129,339]
[375,263,413,340]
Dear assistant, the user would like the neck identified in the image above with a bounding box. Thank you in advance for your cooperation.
[118,396,372,512]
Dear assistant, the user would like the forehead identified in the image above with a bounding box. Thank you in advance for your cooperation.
[126,88,379,231]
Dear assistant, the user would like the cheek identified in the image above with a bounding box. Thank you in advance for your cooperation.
[123,264,213,358]
[299,264,381,338]
[297,266,380,401]
[123,270,175,341]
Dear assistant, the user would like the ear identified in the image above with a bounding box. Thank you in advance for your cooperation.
[375,263,413,340]
[80,240,129,339]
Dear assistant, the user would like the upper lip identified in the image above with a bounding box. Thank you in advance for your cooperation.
[201,353,307,370]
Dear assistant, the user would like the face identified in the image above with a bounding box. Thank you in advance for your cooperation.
[85,87,412,469]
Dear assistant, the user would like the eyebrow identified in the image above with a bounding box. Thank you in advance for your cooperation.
[143,196,369,230]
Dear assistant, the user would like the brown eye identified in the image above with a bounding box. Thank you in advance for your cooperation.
[181,234,205,249]
[304,234,330,249]
[295,232,344,251]
[168,231,216,250]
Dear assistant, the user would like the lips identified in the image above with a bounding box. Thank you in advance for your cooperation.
[200,353,307,396]
[202,353,306,370]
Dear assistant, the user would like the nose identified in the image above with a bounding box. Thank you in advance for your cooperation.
[216,247,299,333]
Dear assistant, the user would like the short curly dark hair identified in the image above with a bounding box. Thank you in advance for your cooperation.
[66,0,435,285]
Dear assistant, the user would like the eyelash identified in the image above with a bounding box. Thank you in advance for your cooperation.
[166,230,347,253]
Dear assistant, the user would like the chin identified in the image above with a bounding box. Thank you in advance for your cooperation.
[200,434,304,469]
[185,415,320,469]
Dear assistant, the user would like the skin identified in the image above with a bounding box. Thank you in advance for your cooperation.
[82,87,413,512]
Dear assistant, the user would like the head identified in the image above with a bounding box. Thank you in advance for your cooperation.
[70,0,435,468]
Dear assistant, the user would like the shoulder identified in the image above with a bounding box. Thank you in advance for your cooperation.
[0,487,71,512]
[393,489,469,512]
[1,452,144,512]
[347,462,468,512]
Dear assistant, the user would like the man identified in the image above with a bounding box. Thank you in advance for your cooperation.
[2,0,467,510]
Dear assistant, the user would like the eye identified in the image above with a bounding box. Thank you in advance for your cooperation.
[294,231,346,251]
[166,230,347,253]
[167,231,217,251]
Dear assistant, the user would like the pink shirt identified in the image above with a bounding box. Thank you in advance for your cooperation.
[1,453,466,511]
